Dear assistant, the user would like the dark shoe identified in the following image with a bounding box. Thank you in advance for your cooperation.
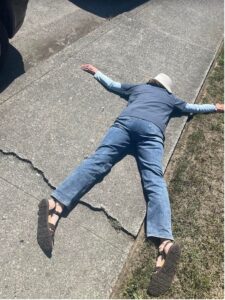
[37,199,56,258]
[147,241,181,296]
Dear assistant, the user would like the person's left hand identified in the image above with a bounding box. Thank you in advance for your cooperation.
[215,103,224,113]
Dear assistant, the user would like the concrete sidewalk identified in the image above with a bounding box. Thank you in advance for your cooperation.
[0,0,223,298]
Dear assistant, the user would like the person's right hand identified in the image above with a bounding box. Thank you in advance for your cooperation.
[81,64,98,75]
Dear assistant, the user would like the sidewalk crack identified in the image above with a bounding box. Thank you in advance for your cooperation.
[0,148,55,189]
[79,200,136,239]
[0,148,136,239]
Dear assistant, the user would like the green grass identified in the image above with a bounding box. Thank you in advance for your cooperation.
[116,45,224,299]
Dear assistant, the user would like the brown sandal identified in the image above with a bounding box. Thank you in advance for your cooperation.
[147,241,181,296]
[37,199,60,257]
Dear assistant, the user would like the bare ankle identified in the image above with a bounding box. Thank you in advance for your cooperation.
[159,239,173,254]
[49,197,64,213]
[55,201,64,213]
[48,198,56,210]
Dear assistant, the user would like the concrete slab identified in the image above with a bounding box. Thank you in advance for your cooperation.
[0,52,146,235]
[0,0,106,95]
[0,174,132,298]
[0,7,128,103]
[17,0,79,37]
[0,0,223,297]
[128,0,224,52]
[4,0,149,75]
[11,2,104,69]
[0,151,52,200]
[0,0,223,236]
[0,22,108,104]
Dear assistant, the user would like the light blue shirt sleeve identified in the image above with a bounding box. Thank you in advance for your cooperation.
[94,71,122,92]
[93,71,135,96]
[173,96,216,113]
[182,103,217,113]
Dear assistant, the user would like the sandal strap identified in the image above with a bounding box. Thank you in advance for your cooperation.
[48,223,56,232]
[155,241,174,274]
[163,240,173,249]
[158,241,173,258]
[52,210,61,217]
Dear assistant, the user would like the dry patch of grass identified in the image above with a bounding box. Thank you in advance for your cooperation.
[115,45,224,299]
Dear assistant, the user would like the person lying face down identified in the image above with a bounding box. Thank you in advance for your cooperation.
[37,63,224,297]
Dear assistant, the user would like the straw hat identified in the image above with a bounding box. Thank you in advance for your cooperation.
[154,73,173,93]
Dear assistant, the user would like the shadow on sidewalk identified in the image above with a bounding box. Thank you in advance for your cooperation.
[68,0,149,18]
[0,45,25,94]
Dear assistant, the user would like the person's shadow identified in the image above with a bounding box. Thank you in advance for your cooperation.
[0,44,25,93]
[68,0,149,18]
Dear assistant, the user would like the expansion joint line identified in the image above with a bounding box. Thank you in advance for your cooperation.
[0,148,135,239]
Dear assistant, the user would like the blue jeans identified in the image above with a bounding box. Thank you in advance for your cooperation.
[52,117,173,240]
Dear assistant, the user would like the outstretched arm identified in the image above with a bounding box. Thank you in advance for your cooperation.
[174,96,224,114]
[81,64,135,96]
[182,103,224,113]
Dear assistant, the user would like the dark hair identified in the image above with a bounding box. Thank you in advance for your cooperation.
[147,79,165,89]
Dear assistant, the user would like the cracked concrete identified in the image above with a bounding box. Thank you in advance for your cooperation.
[0,152,133,298]
[0,0,223,297]
[0,149,55,189]
[0,191,133,299]
[0,5,222,234]
[0,150,135,238]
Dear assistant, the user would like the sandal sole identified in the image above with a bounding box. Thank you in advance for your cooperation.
[37,199,53,256]
[147,243,181,296]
